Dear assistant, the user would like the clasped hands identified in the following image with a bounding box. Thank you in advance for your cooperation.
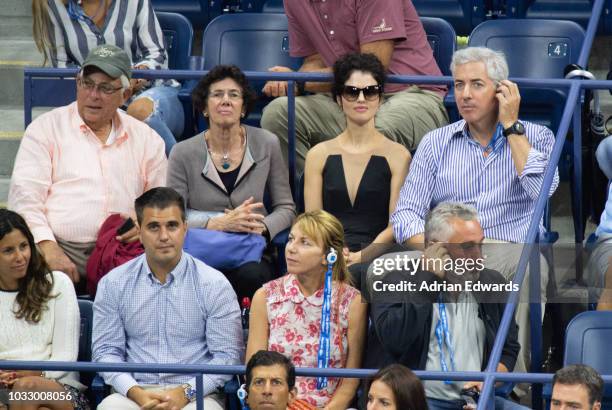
[208,197,266,235]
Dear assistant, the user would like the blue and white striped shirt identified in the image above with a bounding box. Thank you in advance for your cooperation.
[391,119,559,243]
[46,0,167,69]
[92,252,243,397]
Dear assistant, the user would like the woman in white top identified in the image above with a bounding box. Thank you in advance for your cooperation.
[0,209,89,410]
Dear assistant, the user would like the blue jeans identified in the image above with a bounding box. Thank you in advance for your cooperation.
[427,396,530,410]
[133,84,184,156]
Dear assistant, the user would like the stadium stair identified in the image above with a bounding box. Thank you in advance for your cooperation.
[0,0,44,207]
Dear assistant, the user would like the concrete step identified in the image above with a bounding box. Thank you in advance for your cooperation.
[0,106,49,177]
[0,38,43,107]
[0,177,8,207]
[0,0,32,39]
[0,103,49,205]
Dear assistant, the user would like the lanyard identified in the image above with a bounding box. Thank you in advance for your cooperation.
[316,248,337,389]
[435,299,457,384]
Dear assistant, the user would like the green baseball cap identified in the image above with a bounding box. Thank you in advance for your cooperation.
[82,44,132,80]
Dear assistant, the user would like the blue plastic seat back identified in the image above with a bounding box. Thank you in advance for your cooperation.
[421,17,457,76]
[78,299,93,362]
[468,19,585,133]
[77,298,97,392]
[469,19,584,79]
[202,13,302,72]
[151,0,213,28]
[564,311,612,407]
[413,0,485,35]
[201,13,303,126]
[262,0,284,13]
[156,11,194,70]
[505,0,606,33]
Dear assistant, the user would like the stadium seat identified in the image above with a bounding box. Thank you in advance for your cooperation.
[468,19,585,134]
[197,13,303,127]
[77,299,99,403]
[543,311,612,409]
[504,0,607,34]
[413,0,485,35]
[421,17,457,76]
[155,12,194,70]
[151,0,216,29]
[262,0,283,13]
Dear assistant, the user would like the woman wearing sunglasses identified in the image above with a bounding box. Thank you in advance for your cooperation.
[303,53,411,287]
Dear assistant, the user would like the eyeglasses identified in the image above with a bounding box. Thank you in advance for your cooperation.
[77,78,123,95]
[341,85,381,102]
[209,90,243,100]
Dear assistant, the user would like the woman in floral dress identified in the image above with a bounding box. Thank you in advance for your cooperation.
[246,210,367,409]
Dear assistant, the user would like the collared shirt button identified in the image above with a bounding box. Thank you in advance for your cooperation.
[323,14,328,19]
[330,30,334,35]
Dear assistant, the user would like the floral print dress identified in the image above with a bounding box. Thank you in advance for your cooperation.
[264,274,359,408]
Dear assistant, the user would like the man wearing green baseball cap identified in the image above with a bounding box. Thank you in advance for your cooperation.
[9,44,167,292]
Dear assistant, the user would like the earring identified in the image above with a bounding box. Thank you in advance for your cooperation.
[240,112,245,118]
[204,112,208,117]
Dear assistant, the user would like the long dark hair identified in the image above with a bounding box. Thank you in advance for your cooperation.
[369,364,429,410]
[0,209,54,323]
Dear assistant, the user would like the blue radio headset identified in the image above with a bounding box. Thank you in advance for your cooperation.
[317,248,337,389]
[237,380,248,410]
[435,295,457,384]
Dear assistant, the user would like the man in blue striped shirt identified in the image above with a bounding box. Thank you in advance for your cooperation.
[390,46,558,382]
[392,46,558,246]
[93,187,243,409]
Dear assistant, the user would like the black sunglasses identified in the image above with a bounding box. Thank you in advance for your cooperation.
[341,85,381,101]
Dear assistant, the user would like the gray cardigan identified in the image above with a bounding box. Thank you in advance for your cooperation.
[167,125,296,239]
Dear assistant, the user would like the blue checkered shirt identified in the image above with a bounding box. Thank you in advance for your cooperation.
[92,252,243,396]
[391,119,559,243]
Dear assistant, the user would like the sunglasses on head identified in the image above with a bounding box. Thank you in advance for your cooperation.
[341,85,381,101]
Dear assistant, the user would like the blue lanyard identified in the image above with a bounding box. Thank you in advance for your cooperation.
[67,0,87,21]
[435,299,457,384]
[316,248,337,390]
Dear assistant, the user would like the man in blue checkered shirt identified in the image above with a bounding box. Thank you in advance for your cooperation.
[93,187,243,410]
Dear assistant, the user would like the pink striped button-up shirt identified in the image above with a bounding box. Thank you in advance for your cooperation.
[9,102,167,243]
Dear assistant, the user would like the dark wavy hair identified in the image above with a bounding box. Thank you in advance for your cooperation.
[192,64,257,123]
[332,52,386,102]
[368,364,429,410]
[0,209,54,323]
[246,350,296,391]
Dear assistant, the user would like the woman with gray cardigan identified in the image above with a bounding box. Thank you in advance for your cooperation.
[167,65,296,300]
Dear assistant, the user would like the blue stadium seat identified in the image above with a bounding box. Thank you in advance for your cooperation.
[155,12,194,70]
[468,19,585,134]
[262,0,284,13]
[151,0,214,29]
[77,299,100,403]
[199,13,303,127]
[413,0,485,35]
[238,0,266,12]
[563,311,612,408]
[420,17,458,121]
[543,311,612,409]
[421,17,457,77]
[505,0,608,33]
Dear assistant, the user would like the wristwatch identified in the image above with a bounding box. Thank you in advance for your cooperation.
[502,121,525,137]
[182,383,196,403]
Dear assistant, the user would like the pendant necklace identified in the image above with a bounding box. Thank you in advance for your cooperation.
[206,129,246,170]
